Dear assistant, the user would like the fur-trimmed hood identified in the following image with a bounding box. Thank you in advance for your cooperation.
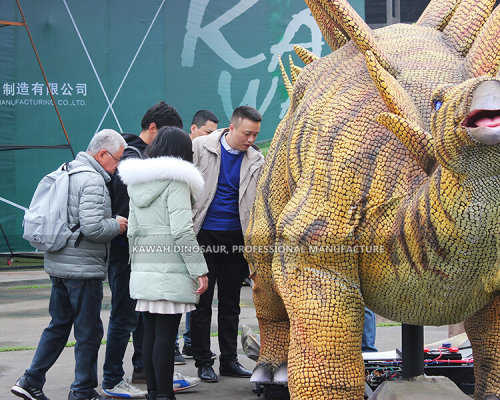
[118,157,204,207]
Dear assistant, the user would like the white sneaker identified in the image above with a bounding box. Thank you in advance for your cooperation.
[102,379,147,398]
[173,372,201,392]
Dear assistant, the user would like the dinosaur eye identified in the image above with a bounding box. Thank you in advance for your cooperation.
[432,99,443,111]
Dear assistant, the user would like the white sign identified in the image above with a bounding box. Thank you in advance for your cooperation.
[0,81,88,107]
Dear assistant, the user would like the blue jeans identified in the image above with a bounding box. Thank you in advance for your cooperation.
[24,277,103,397]
[362,307,378,352]
[176,312,191,348]
[102,258,143,389]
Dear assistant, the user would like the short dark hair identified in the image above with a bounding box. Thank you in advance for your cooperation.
[191,109,218,127]
[144,126,193,162]
[230,106,262,127]
[141,101,183,130]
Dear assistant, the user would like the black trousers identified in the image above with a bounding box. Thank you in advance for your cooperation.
[142,312,181,397]
[191,229,248,367]
[103,254,143,389]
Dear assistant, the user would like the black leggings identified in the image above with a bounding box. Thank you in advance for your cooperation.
[142,312,181,396]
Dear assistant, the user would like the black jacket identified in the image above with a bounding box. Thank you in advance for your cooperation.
[110,134,147,218]
[109,133,147,256]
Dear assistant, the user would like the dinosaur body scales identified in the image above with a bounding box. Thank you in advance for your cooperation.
[246,0,500,399]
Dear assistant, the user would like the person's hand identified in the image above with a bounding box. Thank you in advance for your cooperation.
[195,275,208,295]
[116,216,128,234]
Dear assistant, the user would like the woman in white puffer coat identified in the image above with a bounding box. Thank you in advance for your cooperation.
[119,126,208,400]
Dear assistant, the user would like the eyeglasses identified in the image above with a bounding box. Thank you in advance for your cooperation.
[106,151,121,162]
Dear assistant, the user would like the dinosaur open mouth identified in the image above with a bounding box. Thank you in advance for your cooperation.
[462,109,500,128]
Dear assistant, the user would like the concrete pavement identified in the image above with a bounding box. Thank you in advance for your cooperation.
[0,269,450,400]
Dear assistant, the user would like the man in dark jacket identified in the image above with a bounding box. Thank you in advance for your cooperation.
[102,102,183,398]
[11,129,127,400]
[177,109,219,361]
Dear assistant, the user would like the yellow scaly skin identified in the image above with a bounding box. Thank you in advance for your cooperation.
[363,77,500,326]
[246,0,500,399]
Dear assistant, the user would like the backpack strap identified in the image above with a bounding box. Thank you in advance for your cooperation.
[71,223,83,248]
[68,165,97,175]
[65,164,99,247]
[125,145,143,159]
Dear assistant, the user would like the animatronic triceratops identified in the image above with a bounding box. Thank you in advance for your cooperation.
[246,0,500,399]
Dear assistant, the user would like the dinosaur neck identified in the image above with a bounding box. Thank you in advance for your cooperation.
[378,166,499,279]
[463,175,500,205]
[408,166,500,273]
[436,167,500,223]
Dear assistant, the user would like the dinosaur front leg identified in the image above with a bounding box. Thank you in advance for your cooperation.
[464,294,500,400]
[249,237,291,384]
[246,122,294,382]
[274,258,365,400]
[251,264,290,383]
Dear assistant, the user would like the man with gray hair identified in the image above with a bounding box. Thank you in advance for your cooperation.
[11,129,128,400]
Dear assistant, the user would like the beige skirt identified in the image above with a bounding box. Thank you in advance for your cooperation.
[135,299,196,315]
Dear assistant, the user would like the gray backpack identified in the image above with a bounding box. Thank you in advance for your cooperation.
[23,163,96,252]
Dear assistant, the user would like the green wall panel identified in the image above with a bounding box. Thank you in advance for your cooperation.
[0,0,364,252]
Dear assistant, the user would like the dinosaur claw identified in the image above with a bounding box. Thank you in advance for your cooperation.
[272,363,288,385]
[250,363,273,384]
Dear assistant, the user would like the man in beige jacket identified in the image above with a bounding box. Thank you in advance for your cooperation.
[191,106,264,383]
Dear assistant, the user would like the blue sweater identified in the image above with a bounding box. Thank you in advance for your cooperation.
[202,142,244,231]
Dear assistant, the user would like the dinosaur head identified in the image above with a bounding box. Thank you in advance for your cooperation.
[462,80,500,145]
[285,1,500,181]
[374,74,500,177]
[431,76,500,176]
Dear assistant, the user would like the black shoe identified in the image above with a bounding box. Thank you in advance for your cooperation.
[146,390,157,400]
[174,346,186,365]
[131,368,147,384]
[197,365,218,382]
[181,344,193,359]
[68,390,103,400]
[220,360,252,378]
[11,377,50,400]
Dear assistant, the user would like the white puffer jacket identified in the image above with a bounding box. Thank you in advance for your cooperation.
[119,156,208,303]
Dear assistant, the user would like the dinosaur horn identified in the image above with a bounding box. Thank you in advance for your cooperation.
[465,6,500,78]
[442,0,496,56]
[279,57,293,97]
[288,55,303,84]
[416,0,461,30]
[364,51,422,126]
[305,0,393,73]
[377,113,436,176]
[291,64,303,80]
[293,45,319,65]
[304,0,348,52]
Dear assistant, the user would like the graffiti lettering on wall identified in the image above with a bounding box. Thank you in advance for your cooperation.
[181,0,324,120]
